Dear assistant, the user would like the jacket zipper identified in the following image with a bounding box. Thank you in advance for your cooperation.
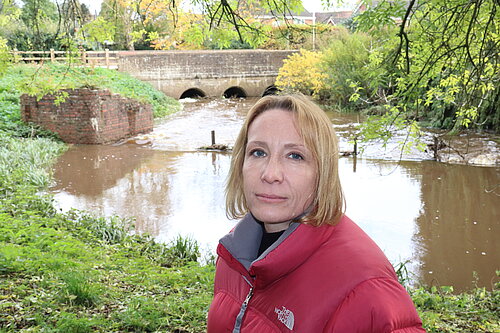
[232,277,255,333]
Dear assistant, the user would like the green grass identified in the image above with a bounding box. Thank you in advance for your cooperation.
[0,194,214,332]
[413,284,499,332]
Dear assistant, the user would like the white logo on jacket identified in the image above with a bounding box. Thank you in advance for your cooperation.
[275,306,294,330]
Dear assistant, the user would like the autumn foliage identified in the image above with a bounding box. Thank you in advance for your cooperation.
[275,49,327,98]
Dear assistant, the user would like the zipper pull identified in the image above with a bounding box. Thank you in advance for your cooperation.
[232,287,255,332]
[243,287,254,307]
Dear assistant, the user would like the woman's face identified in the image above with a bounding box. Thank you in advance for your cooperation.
[243,109,318,232]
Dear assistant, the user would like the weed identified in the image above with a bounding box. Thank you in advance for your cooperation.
[59,270,101,307]
[393,259,412,289]
[62,209,134,245]
[167,235,201,266]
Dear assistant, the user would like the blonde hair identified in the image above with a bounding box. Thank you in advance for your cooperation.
[225,94,345,226]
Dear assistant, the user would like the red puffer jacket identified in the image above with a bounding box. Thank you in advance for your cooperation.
[207,214,425,333]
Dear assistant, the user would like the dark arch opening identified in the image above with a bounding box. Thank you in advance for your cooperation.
[223,87,247,99]
[263,85,280,96]
[180,88,206,99]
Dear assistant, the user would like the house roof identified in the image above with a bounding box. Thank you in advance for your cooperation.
[314,11,353,24]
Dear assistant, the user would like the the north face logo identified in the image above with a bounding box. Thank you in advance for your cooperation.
[275,306,294,330]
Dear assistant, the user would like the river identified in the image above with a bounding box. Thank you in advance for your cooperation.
[49,97,500,292]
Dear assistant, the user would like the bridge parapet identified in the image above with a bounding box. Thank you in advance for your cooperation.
[117,50,296,99]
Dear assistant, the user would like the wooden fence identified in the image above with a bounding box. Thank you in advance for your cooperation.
[11,49,119,68]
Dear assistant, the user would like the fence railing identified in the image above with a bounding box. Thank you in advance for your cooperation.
[11,49,119,68]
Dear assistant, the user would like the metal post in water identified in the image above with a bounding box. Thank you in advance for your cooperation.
[353,136,358,156]
[211,130,215,145]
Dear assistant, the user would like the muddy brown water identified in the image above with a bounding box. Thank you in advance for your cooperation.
[49,98,500,292]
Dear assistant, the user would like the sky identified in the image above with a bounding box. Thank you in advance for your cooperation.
[81,0,359,15]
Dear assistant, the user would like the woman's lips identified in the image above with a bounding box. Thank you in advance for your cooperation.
[256,193,287,202]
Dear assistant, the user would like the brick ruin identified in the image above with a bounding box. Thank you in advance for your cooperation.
[20,89,153,144]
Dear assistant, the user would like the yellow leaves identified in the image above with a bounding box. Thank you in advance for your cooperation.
[368,49,383,67]
[275,49,326,97]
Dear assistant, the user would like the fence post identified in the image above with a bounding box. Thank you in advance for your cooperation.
[13,48,19,63]
[105,48,110,68]
[80,47,86,64]
[50,49,55,62]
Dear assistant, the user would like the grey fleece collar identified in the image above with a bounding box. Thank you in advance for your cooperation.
[219,214,300,271]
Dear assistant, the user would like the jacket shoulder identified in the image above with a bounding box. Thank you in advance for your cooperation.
[324,277,425,333]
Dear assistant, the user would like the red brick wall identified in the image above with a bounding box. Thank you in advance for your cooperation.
[20,89,153,144]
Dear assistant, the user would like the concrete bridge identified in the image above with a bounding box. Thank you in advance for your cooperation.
[117,50,296,99]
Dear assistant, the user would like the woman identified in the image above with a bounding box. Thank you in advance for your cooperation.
[207,94,425,332]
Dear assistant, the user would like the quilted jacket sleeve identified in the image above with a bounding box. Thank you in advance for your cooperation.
[324,277,426,333]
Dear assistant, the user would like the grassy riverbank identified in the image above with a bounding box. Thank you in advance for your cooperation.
[0,134,214,332]
[1,134,498,332]
[0,64,181,138]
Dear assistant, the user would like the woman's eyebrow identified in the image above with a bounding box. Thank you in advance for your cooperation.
[246,141,308,151]
[246,140,267,147]
[284,143,308,150]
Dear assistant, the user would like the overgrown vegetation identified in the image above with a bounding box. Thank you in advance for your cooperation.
[276,0,499,143]
[275,49,327,98]
[0,63,180,138]
[395,261,499,332]
[0,133,213,332]
[412,284,499,332]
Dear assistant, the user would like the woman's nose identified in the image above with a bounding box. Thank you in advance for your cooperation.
[261,157,284,183]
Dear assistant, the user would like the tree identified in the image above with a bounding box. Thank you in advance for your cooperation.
[196,0,304,48]
[94,0,306,50]
[19,0,59,49]
[56,0,93,48]
[0,0,20,73]
[344,0,500,134]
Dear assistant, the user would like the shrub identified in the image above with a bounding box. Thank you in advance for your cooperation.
[320,28,376,109]
[275,49,327,98]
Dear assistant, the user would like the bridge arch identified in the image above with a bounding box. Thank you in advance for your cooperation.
[223,86,247,99]
[180,88,206,99]
[263,85,280,96]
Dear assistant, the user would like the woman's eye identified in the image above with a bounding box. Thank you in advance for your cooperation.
[250,149,266,157]
[288,152,304,160]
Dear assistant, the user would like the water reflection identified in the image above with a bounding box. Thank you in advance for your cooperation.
[340,158,422,268]
[51,146,236,251]
[51,144,157,195]
[411,162,500,290]
[49,98,499,291]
